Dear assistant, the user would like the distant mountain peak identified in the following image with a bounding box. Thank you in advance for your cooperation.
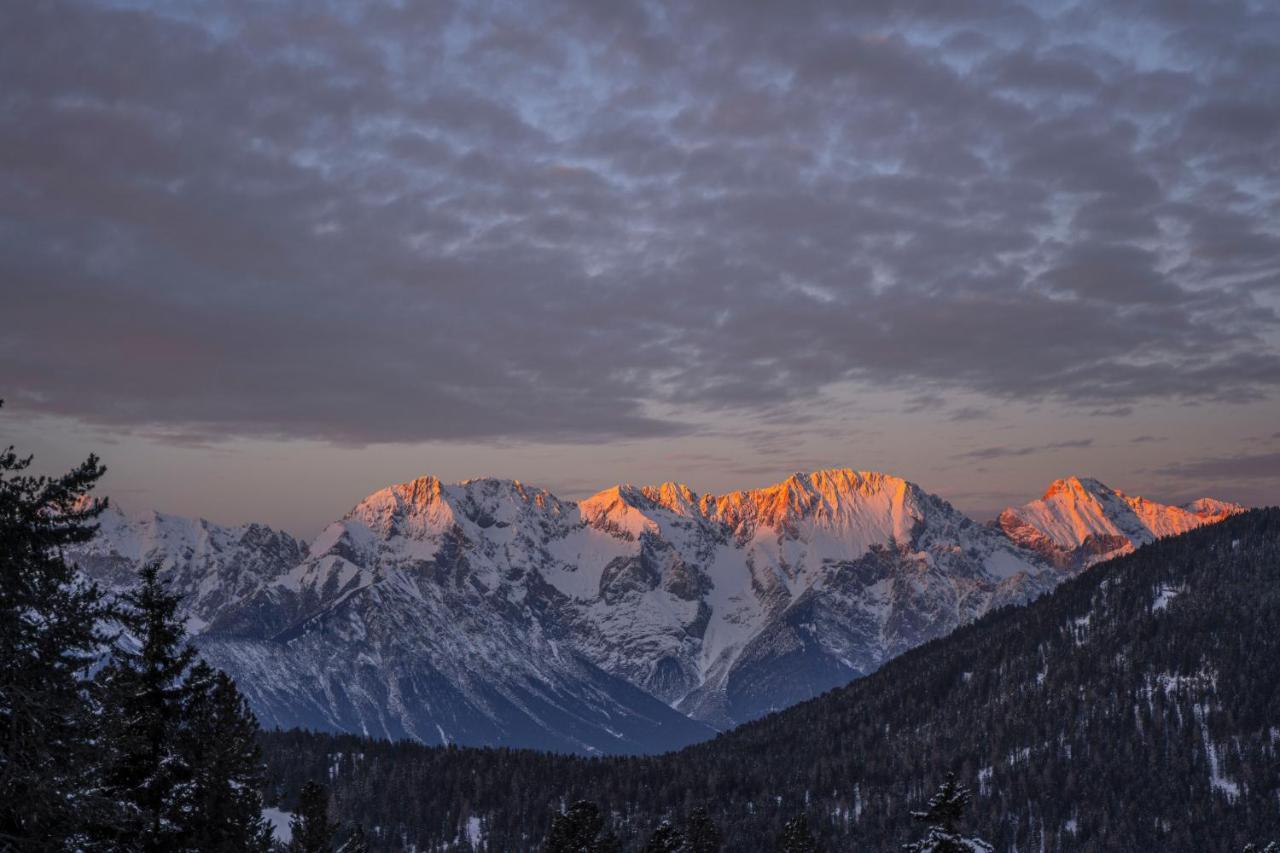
[1040,475,1112,501]
[639,481,701,513]
[1001,476,1242,569]
[1182,497,1246,520]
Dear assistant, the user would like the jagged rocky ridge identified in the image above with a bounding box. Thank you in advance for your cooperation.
[68,504,307,634]
[69,470,1242,754]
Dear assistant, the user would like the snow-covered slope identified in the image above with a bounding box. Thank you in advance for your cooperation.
[67,503,306,633]
[996,477,1244,569]
[71,470,1244,754]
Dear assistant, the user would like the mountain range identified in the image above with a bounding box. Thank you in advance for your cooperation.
[68,469,1243,754]
[257,507,1280,852]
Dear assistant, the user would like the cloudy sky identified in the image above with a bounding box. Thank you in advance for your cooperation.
[3,0,1279,535]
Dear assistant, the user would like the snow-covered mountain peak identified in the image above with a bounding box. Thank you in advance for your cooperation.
[344,475,571,542]
[577,481,705,531]
[67,503,305,632]
[639,481,702,515]
[1181,497,1246,521]
[756,468,913,504]
[345,475,453,539]
[1040,475,1112,501]
[86,502,288,561]
[702,468,921,544]
[576,484,662,539]
[999,476,1241,569]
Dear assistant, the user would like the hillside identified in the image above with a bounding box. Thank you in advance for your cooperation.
[259,508,1280,851]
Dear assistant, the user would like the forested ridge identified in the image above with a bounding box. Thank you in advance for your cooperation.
[261,508,1280,851]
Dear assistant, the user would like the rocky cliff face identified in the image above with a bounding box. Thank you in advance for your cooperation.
[67,470,1243,754]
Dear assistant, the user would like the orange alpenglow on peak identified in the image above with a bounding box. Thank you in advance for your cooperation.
[1001,475,1245,569]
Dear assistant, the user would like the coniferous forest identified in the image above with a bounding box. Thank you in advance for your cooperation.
[4,430,1279,851]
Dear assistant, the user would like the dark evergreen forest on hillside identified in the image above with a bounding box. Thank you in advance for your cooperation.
[260,509,1280,852]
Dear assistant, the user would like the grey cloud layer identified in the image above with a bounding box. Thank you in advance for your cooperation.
[3,0,1278,443]
[956,438,1094,460]
[1158,451,1280,481]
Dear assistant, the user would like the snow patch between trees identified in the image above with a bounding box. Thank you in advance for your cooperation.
[1194,704,1240,801]
[263,807,293,843]
[1152,584,1183,611]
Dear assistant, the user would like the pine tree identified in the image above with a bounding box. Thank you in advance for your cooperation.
[776,815,820,853]
[96,561,198,850]
[903,773,993,853]
[0,428,110,850]
[543,800,622,853]
[684,808,721,853]
[289,781,339,853]
[180,661,274,852]
[645,819,687,852]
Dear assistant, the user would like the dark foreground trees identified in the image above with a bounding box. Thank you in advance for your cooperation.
[289,781,341,853]
[0,424,275,850]
[639,807,723,853]
[538,786,990,853]
[543,803,728,853]
[93,560,274,851]
[643,821,685,853]
[98,561,196,847]
[182,663,277,851]
[0,434,110,849]
[544,801,623,853]
[776,815,820,853]
[684,808,722,853]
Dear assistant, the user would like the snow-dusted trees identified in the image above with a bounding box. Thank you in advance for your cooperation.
[644,820,686,852]
[903,773,992,853]
[639,808,723,853]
